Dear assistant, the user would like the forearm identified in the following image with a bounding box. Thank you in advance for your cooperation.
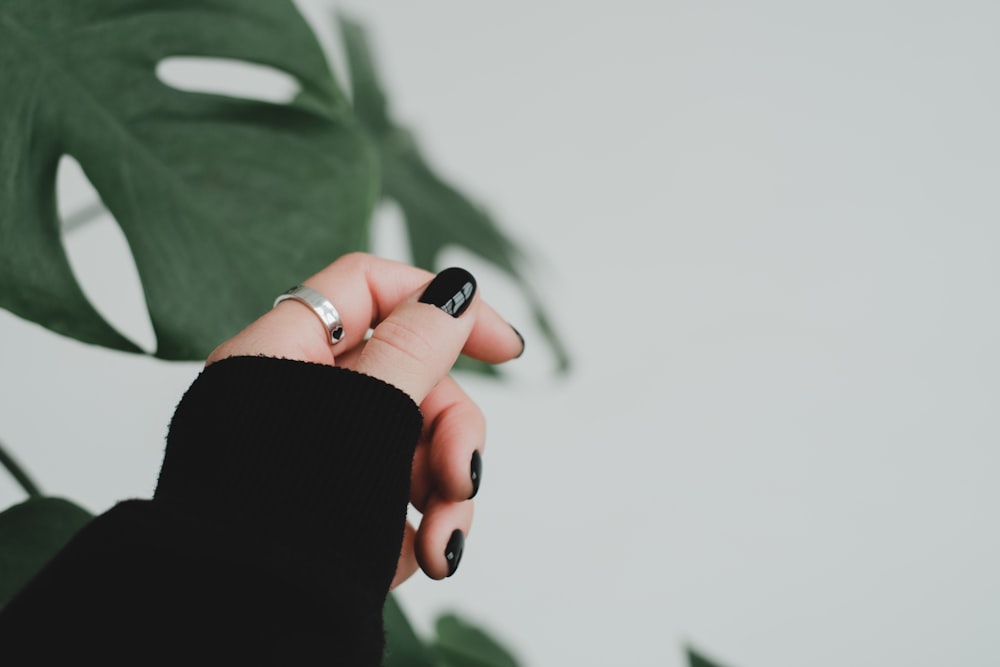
[0,356,422,665]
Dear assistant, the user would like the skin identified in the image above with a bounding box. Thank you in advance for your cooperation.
[206,252,524,586]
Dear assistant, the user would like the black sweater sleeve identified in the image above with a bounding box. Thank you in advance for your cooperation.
[0,356,423,666]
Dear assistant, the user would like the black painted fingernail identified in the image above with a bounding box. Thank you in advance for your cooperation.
[419,267,476,318]
[445,529,465,577]
[469,450,483,499]
[510,324,525,359]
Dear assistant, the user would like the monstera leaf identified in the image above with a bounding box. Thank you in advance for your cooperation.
[339,16,570,373]
[0,0,377,358]
[384,594,437,667]
[687,646,732,667]
[384,596,522,667]
[0,496,93,603]
[431,613,521,667]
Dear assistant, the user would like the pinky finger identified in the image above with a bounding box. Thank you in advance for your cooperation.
[415,498,474,580]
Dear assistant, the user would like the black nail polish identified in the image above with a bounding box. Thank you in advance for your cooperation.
[419,268,476,318]
[469,450,483,499]
[445,529,465,577]
[510,324,525,359]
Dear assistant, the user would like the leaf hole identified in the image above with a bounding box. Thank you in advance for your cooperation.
[369,201,414,264]
[155,57,301,104]
[57,156,157,353]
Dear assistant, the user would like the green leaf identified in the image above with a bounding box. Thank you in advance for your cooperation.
[0,0,378,359]
[687,646,732,667]
[453,354,500,377]
[384,594,436,667]
[0,496,92,604]
[338,15,570,374]
[430,613,521,667]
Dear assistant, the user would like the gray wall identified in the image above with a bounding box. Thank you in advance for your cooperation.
[2,1,998,665]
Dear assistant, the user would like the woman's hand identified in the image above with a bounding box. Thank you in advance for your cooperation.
[207,253,524,585]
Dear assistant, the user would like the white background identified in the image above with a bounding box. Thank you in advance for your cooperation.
[2,1,999,666]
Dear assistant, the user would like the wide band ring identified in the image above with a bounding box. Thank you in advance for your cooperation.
[273,285,345,345]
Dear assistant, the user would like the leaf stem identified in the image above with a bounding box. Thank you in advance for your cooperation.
[0,437,42,498]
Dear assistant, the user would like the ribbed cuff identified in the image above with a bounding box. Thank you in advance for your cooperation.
[154,356,423,592]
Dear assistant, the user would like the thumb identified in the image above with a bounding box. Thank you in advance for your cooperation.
[355,267,478,404]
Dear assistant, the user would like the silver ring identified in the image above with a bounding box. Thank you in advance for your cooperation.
[273,285,345,345]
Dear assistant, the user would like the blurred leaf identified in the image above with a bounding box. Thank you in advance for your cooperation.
[0,0,377,359]
[431,613,521,667]
[687,646,731,667]
[384,603,523,667]
[384,594,436,667]
[453,355,500,377]
[339,15,570,374]
[0,497,92,604]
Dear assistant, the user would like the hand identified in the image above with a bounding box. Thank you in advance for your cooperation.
[207,253,524,585]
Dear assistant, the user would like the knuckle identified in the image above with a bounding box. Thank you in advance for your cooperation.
[450,400,486,441]
[467,405,487,438]
[333,251,371,273]
[369,318,435,367]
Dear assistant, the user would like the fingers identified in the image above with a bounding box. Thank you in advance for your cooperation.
[408,378,482,580]
[410,376,486,508]
[210,253,524,370]
[416,497,474,579]
[334,285,491,583]
[207,296,336,365]
[306,254,523,369]
[208,253,511,587]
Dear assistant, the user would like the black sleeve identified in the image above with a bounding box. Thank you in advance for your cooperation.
[0,356,422,666]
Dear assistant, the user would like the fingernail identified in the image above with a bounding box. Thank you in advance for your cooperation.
[419,268,476,318]
[445,529,465,577]
[469,450,483,499]
[510,324,525,359]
